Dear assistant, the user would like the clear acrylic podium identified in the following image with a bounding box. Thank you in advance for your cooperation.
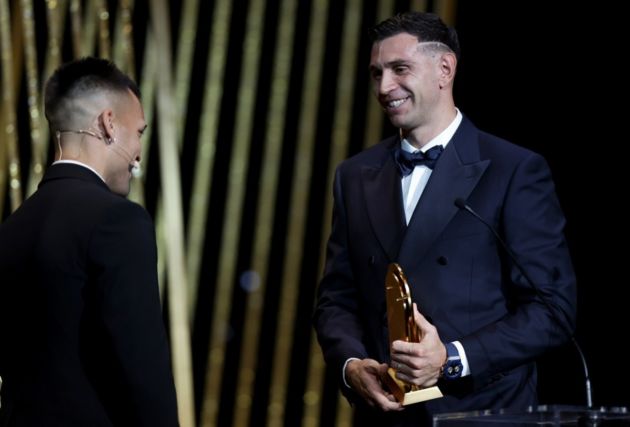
[433,405,630,426]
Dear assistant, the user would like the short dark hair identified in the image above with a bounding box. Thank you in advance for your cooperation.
[369,11,460,60]
[44,57,140,126]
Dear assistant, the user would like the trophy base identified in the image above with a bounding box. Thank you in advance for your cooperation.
[385,367,443,406]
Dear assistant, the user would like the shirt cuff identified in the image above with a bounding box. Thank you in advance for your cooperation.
[342,357,361,388]
[452,340,470,376]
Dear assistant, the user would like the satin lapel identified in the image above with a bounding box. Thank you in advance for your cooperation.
[397,130,490,272]
[361,156,406,262]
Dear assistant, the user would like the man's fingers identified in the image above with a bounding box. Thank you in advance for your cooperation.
[391,340,421,356]
[395,369,437,388]
[413,303,435,333]
[371,391,403,411]
[391,354,422,370]
[348,359,403,411]
[363,374,402,411]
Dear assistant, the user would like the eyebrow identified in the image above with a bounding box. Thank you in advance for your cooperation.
[369,59,412,72]
[385,60,412,68]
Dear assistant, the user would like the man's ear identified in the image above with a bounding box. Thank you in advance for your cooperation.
[98,109,116,144]
[438,52,457,89]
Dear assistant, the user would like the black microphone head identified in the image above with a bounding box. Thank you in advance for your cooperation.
[454,198,467,209]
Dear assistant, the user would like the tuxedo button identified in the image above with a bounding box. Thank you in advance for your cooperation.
[437,256,448,265]
[368,255,375,266]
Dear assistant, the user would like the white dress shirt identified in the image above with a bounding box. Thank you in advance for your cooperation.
[400,110,461,224]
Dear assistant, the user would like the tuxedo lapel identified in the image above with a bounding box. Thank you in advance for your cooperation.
[361,146,406,262]
[398,118,490,272]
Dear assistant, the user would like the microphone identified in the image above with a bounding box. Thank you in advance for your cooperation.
[454,197,592,408]
[109,143,142,178]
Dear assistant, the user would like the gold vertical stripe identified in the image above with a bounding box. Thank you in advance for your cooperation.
[70,0,82,58]
[435,0,457,26]
[10,3,24,86]
[304,0,362,426]
[144,0,198,282]
[190,0,232,408]
[112,0,136,79]
[266,1,329,426]
[232,0,298,424]
[335,400,353,427]
[363,0,395,149]
[0,102,5,215]
[138,32,158,164]
[96,0,110,58]
[129,31,166,302]
[0,0,9,215]
[80,0,97,57]
[186,0,232,315]
[149,1,195,425]
[0,117,5,215]
[126,9,154,290]
[20,0,44,197]
[201,0,266,424]
[174,0,199,149]
[39,0,67,170]
[111,0,145,205]
[410,0,428,12]
[346,0,396,420]
[302,343,326,427]
[43,0,66,100]
[128,29,157,207]
[0,0,22,211]
[130,31,167,295]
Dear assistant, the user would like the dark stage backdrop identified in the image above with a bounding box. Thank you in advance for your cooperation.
[0,0,626,426]
[454,1,627,413]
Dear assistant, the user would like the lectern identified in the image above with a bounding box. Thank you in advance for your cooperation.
[433,405,630,426]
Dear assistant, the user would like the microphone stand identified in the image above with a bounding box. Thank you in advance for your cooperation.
[454,198,593,410]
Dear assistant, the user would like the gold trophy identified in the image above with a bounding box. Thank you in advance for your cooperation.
[384,263,443,405]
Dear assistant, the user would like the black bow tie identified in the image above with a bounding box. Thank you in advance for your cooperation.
[393,145,444,177]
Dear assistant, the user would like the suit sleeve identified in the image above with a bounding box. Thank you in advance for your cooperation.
[313,168,369,395]
[89,201,179,426]
[460,152,577,386]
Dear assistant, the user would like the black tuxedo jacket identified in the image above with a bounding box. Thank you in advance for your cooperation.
[314,116,577,426]
[0,164,178,426]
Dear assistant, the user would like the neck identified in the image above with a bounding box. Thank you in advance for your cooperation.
[54,130,107,176]
[402,103,456,148]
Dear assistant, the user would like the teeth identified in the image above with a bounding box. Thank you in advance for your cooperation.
[388,98,406,108]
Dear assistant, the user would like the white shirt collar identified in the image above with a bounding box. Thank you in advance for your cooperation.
[52,160,107,184]
[401,108,463,153]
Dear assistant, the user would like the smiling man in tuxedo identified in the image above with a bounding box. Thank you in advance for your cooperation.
[0,57,178,426]
[314,11,577,426]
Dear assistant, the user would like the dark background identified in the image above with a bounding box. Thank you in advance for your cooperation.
[454,1,627,409]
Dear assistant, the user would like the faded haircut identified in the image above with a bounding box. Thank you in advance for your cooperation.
[44,57,140,130]
[369,11,460,60]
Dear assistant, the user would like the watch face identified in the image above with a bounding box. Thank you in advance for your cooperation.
[443,360,463,379]
[443,342,463,380]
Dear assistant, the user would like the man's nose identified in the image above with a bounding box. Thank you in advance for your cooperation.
[378,70,397,95]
